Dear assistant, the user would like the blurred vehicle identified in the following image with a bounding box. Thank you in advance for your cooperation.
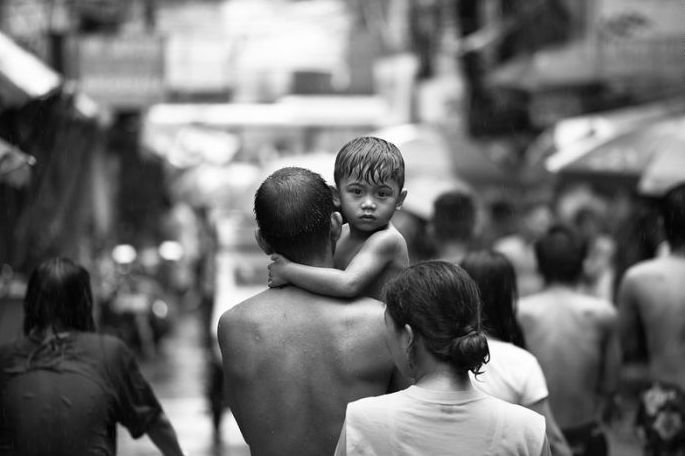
[98,243,178,358]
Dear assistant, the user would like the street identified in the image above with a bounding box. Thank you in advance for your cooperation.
[116,310,249,456]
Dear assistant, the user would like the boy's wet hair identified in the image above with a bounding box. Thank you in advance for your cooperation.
[334,136,405,190]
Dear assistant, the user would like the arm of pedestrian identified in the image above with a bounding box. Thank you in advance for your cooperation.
[146,411,186,456]
[333,419,348,456]
[598,309,621,424]
[616,272,644,361]
[527,399,572,456]
[540,435,552,456]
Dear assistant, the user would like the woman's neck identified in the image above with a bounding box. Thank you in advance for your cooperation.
[414,368,473,391]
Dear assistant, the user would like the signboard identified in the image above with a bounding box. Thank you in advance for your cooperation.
[76,34,164,108]
[595,0,684,81]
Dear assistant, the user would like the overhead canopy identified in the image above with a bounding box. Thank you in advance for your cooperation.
[545,98,685,173]
[0,32,61,108]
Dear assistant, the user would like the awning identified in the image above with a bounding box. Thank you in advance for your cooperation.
[0,31,61,107]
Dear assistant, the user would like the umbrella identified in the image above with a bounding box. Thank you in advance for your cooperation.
[371,124,455,182]
[638,148,685,196]
[545,115,685,181]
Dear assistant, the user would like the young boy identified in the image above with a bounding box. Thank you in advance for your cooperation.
[267,136,409,300]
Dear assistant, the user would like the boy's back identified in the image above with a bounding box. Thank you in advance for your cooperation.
[218,286,397,456]
[518,289,618,428]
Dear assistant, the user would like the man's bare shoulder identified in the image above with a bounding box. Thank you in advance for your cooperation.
[519,289,616,319]
[219,288,385,331]
[624,256,680,283]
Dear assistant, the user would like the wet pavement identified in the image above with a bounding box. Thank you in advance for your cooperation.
[116,310,250,456]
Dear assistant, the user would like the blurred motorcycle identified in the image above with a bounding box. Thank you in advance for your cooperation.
[98,243,177,358]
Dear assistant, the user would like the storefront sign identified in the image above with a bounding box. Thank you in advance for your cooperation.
[76,34,164,108]
[595,0,684,81]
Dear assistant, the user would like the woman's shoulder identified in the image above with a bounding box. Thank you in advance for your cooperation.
[348,389,407,412]
[487,339,539,366]
[482,395,546,435]
[74,332,132,358]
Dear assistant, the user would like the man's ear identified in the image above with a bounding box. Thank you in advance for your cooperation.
[401,323,415,352]
[329,185,341,209]
[330,211,343,243]
[255,228,273,255]
[396,188,408,210]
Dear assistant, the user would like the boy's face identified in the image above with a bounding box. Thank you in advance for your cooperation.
[338,176,406,232]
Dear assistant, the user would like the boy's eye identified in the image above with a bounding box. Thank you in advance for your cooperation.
[350,188,362,195]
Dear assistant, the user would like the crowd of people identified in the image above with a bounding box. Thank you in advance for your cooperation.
[1,135,684,455]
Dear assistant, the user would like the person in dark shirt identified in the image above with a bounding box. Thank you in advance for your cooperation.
[0,257,184,456]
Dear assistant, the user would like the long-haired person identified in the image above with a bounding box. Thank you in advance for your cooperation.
[0,257,184,456]
[461,250,572,456]
[335,261,550,455]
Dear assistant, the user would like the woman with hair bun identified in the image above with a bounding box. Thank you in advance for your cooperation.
[334,260,550,455]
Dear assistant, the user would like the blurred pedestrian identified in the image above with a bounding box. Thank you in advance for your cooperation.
[572,207,615,301]
[335,261,550,455]
[429,189,478,263]
[268,136,409,300]
[618,184,685,390]
[461,250,572,456]
[0,257,185,456]
[218,167,404,456]
[518,226,621,456]
[494,201,555,297]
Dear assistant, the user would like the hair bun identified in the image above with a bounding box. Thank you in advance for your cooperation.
[448,330,489,375]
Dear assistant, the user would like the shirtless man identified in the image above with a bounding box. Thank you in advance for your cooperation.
[618,184,685,388]
[217,167,403,456]
[518,225,620,456]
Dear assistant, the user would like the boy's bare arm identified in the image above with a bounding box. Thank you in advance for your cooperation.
[268,230,403,297]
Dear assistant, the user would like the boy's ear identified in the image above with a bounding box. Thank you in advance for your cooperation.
[395,188,408,210]
[330,211,343,243]
[255,228,273,255]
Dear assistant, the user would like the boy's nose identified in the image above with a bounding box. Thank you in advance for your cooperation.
[361,198,376,209]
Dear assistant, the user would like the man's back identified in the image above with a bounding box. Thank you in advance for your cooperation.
[217,286,396,456]
[619,255,685,387]
[518,288,619,428]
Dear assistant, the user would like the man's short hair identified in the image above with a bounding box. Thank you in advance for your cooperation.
[432,190,476,242]
[662,184,685,249]
[333,136,405,189]
[534,224,588,284]
[254,167,335,263]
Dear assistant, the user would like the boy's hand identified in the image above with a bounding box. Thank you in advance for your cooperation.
[267,254,290,287]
